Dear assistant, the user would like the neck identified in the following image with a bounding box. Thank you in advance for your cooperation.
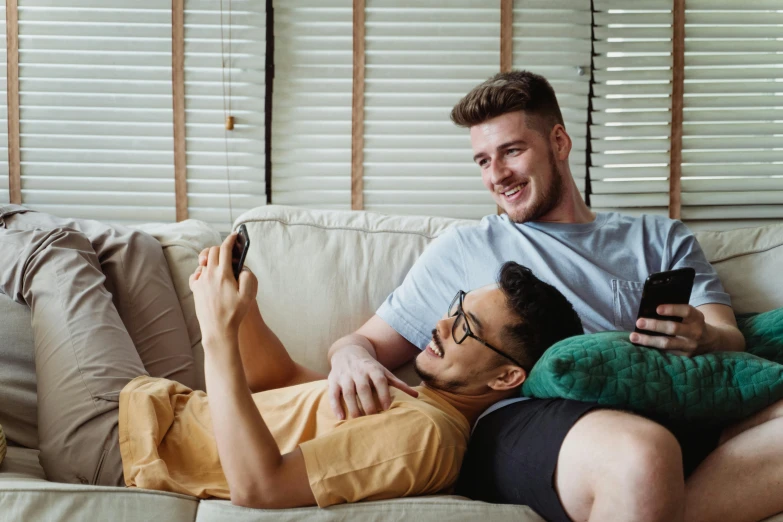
[422,383,515,426]
[536,170,595,224]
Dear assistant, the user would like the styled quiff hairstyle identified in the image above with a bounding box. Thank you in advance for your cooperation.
[450,70,565,137]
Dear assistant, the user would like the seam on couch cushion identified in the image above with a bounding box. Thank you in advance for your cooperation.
[0,487,197,500]
[236,217,449,240]
[200,498,532,513]
[710,241,783,265]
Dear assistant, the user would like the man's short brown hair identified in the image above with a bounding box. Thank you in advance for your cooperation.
[450,70,565,137]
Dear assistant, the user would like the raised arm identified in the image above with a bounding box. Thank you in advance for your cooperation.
[327,314,421,419]
[191,234,316,508]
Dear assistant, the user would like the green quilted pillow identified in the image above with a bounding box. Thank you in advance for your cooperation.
[522,307,783,423]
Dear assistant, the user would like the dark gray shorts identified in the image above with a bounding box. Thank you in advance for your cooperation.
[456,398,722,522]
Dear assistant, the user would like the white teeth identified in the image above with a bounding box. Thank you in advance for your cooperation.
[504,185,522,197]
[429,342,443,357]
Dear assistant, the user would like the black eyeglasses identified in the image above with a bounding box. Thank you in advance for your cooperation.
[447,290,524,368]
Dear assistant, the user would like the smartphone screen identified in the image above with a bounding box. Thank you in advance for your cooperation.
[232,224,250,280]
[635,268,695,337]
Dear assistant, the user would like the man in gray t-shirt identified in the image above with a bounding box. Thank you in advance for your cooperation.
[377,212,731,348]
[326,71,781,522]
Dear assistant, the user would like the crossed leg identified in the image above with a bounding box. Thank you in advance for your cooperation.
[0,205,197,485]
[1,205,196,387]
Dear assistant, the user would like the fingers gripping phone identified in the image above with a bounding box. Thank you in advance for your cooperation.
[232,224,250,280]
[635,268,695,337]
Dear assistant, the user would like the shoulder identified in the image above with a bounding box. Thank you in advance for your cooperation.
[604,212,683,241]
[392,391,470,445]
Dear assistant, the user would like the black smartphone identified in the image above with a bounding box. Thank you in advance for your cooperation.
[635,267,695,337]
[232,224,250,280]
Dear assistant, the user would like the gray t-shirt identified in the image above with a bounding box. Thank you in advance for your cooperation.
[377,212,731,350]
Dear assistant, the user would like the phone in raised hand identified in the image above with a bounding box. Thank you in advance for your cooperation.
[231,224,250,280]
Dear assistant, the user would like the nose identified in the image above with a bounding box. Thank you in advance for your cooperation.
[489,156,513,187]
[436,316,452,343]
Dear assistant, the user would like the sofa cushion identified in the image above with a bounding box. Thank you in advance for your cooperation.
[695,222,783,314]
[0,447,198,522]
[196,497,545,522]
[0,219,220,448]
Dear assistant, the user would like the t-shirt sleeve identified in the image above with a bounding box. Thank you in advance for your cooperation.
[298,408,464,507]
[376,228,467,349]
[666,221,732,309]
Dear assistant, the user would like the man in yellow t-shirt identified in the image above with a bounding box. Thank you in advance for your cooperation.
[0,211,582,508]
[155,233,583,508]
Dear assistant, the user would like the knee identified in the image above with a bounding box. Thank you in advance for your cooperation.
[611,418,683,490]
[125,229,165,264]
[564,411,684,515]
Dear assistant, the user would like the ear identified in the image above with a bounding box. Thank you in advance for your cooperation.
[487,365,527,392]
[549,124,571,161]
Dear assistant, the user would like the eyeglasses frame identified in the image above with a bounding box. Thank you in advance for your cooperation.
[447,290,524,368]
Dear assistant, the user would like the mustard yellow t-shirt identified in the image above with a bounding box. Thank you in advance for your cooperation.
[118,376,470,507]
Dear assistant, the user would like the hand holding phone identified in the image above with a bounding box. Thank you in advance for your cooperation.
[232,224,250,280]
[635,268,695,338]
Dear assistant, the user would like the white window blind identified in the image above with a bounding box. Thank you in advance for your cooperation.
[17,0,176,224]
[272,0,352,210]
[512,0,591,201]
[590,0,673,217]
[362,0,498,219]
[10,0,264,231]
[184,0,267,233]
[0,6,8,203]
[680,0,783,225]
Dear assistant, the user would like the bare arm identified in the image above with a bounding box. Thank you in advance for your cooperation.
[203,332,316,508]
[695,303,745,353]
[327,314,421,419]
[191,236,316,508]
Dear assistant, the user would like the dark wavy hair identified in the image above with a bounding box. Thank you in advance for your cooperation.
[450,70,564,137]
[496,261,583,371]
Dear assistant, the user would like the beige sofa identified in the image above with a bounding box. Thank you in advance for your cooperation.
[2,205,783,522]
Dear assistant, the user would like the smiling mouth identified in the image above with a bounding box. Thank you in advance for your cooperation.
[428,341,444,358]
[500,182,528,199]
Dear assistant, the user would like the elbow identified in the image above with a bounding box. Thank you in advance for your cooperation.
[230,484,289,510]
[230,489,269,509]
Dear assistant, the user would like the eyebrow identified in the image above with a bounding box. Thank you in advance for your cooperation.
[472,140,528,163]
[466,310,484,336]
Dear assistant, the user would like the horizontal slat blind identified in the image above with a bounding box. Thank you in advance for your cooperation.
[361,0,498,219]
[0,6,8,203]
[590,0,672,216]
[272,0,352,210]
[512,0,591,201]
[680,1,783,224]
[16,0,176,224]
[184,0,266,233]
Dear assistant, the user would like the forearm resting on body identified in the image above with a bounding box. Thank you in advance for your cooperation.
[327,333,378,363]
[327,332,418,419]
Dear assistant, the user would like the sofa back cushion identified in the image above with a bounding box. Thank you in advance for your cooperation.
[694,223,783,315]
[235,206,470,379]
